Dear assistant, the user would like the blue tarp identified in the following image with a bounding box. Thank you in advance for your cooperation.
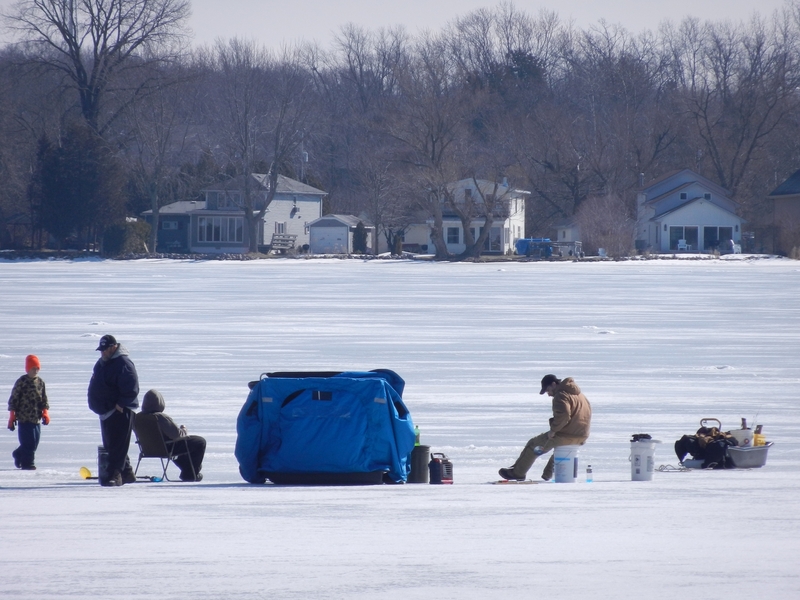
[515,238,553,257]
[235,369,416,484]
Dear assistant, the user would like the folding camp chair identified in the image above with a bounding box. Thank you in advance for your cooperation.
[133,413,195,481]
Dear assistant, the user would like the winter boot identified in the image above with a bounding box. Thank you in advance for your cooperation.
[498,467,525,481]
[121,467,137,484]
[101,470,123,487]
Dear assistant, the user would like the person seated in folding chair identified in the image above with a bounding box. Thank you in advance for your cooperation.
[140,389,206,482]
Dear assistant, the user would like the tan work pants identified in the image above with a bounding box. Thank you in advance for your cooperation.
[511,432,587,480]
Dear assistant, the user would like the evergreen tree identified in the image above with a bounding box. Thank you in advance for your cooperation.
[353,221,368,253]
[35,124,126,249]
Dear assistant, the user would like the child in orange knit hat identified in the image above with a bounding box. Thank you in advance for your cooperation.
[7,354,50,470]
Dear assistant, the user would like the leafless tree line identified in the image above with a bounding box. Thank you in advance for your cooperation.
[2,0,800,255]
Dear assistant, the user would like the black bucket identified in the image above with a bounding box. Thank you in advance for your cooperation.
[97,445,109,484]
[408,445,430,483]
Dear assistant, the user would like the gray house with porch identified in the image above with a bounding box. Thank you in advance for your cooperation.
[142,174,325,254]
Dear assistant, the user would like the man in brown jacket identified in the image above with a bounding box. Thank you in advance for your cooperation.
[499,374,592,481]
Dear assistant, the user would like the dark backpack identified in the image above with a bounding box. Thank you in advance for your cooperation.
[674,429,736,468]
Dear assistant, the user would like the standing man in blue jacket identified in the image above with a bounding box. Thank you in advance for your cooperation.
[88,335,139,487]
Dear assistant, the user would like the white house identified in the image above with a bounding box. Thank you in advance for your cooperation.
[308,214,374,254]
[636,169,745,253]
[142,174,325,254]
[395,178,528,255]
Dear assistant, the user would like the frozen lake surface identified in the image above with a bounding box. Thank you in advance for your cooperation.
[1,256,799,599]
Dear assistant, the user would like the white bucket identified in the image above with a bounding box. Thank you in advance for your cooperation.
[729,429,752,447]
[553,445,580,483]
[630,440,660,481]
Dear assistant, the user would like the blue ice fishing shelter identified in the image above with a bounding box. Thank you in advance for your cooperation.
[235,369,416,484]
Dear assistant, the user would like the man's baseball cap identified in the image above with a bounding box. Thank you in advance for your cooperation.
[96,334,118,351]
[540,374,560,394]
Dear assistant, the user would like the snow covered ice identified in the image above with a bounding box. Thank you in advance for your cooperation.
[1,256,799,599]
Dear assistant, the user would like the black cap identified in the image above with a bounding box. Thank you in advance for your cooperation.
[540,374,560,394]
[96,334,118,351]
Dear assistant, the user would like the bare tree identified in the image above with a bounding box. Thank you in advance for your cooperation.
[124,62,198,252]
[4,0,190,134]
[388,34,474,259]
[199,40,316,253]
[442,177,512,260]
[305,24,409,231]
[0,45,78,247]
[576,192,635,257]
[663,14,800,201]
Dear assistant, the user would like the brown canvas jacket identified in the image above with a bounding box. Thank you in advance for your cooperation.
[549,378,592,440]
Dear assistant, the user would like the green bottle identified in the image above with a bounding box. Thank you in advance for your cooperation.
[414,425,420,446]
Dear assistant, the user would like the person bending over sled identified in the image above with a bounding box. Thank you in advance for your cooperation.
[141,389,206,482]
[499,374,592,481]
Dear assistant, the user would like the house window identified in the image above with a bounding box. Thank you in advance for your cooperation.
[684,227,699,249]
[198,217,243,243]
[464,188,472,201]
[206,192,239,208]
[704,193,711,200]
[275,222,286,234]
[447,227,460,244]
[484,227,502,252]
[304,222,310,235]
[702,226,732,250]
[162,221,178,230]
[680,192,688,200]
[669,226,684,250]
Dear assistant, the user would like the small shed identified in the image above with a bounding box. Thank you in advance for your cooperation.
[554,217,581,243]
[308,214,373,254]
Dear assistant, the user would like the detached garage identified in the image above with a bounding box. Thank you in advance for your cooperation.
[309,214,373,254]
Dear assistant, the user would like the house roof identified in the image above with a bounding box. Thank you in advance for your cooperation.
[446,178,530,198]
[769,168,800,197]
[650,197,744,222]
[309,214,372,228]
[141,200,206,216]
[204,173,326,196]
[641,168,730,198]
[553,217,578,228]
[643,181,694,205]
[3,213,31,225]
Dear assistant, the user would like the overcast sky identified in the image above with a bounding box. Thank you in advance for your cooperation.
[189,0,788,48]
[0,0,790,49]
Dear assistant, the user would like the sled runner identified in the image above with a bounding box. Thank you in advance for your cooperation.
[79,466,161,482]
[490,479,542,485]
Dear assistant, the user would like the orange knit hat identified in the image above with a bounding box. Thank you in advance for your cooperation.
[25,355,41,371]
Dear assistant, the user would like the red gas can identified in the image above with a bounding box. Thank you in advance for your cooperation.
[428,452,453,484]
